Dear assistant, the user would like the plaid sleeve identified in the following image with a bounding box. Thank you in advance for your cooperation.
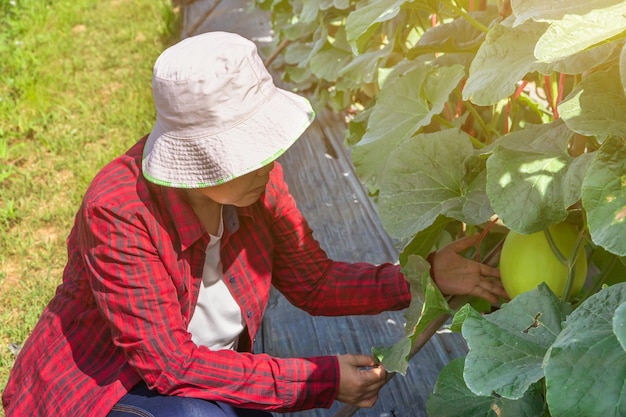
[266,164,411,317]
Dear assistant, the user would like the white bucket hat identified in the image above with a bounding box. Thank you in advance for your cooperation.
[142,31,315,188]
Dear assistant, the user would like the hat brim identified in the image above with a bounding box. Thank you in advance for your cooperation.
[142,88,315,188]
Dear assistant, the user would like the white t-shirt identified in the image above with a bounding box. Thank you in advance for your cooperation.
[187,211,244,350]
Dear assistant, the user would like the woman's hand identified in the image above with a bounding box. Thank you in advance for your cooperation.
[430,234,509,304]
[336,354,387,408]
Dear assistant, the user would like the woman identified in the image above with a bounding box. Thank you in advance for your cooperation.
[2,31,506,417]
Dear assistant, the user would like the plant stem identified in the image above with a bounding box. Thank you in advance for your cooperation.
[264,38,291,67]
[440,0,490,33]
[543,228,567,264]
[454,90,497,144]
[544,227,585,301]
[557,73,566,107]
[513,80,529,100]
[433,114,455,129]
[505,81,529,135]
[475,218,499,262]
[561,234,585,301]
[543,74,563,119]
[504,98,510,133]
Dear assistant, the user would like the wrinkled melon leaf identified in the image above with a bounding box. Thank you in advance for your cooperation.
[449,303,473,333]
[462,283,570,399]
[398,215,454,265]
[308,46,353,81]
[345,106,371,147]
[614,302,626,352]
[279,15,321,41]
[581,136,626,257]
[345,0,407,53]
[534,3,626,63]
[336,45,391,90]
[352,64,465,194]
[408,11,493,58]
[408,268,450,343]
[372,337,411,375]
[463,13,615,106]
[545,282,626,417]
[378,129,492,240]
[427,357,545,417]
[559,67,626,143]
[373,255,450,374]
[510,0,617,26]
[362,64,465,147]
[463,17,548,106]
[401,256,437,330]
[486,121,595,234]
[284,42,315,66]
[299,0,321,23]
[316,0,350,11]
[548,42,615,76]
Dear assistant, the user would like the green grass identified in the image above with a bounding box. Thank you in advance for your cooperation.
[0,0,182,411]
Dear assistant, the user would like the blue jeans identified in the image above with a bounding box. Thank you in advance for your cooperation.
[108,382,273,417]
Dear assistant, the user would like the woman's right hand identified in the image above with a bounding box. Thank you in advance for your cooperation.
[336,354,387,408]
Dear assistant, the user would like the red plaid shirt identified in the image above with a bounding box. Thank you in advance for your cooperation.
[2,137,411,417]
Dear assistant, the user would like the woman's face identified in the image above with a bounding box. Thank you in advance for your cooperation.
[186,161,275,208]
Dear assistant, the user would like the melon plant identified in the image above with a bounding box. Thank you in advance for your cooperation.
[257,0,626,415]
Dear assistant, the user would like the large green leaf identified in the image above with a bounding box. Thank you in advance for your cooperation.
[559,67,626,143]
[284,42,314,66]
[463,14,615,106]
[325,0,351,10]
[372,337,411,375]
[283,25,328,66]
[363,64,465,147]
[336,44,391,90]
[408,11,494,58]
[486,121,596,234]
[373,255,450,374]
[581,136,626,257]
[299,0,351,22]
[352,64,465,194]
[308,46,352,81]
[426,357,545,417]
[462,154,494,224]
[377,129,492,240]
[614,302,626,352]
[299,0,321,23]
[547,43,616,75]
[402,255,443,331]
[544,282,626,417]
[345,0,408,52]
[398,215,454,265]
[534,2,626,63]
[462,283,570,399]
[510,0,620,26]
[275,7,321,41]
[463,17,547,106]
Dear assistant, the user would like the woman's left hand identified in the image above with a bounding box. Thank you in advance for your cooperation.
[429,234,509,305]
